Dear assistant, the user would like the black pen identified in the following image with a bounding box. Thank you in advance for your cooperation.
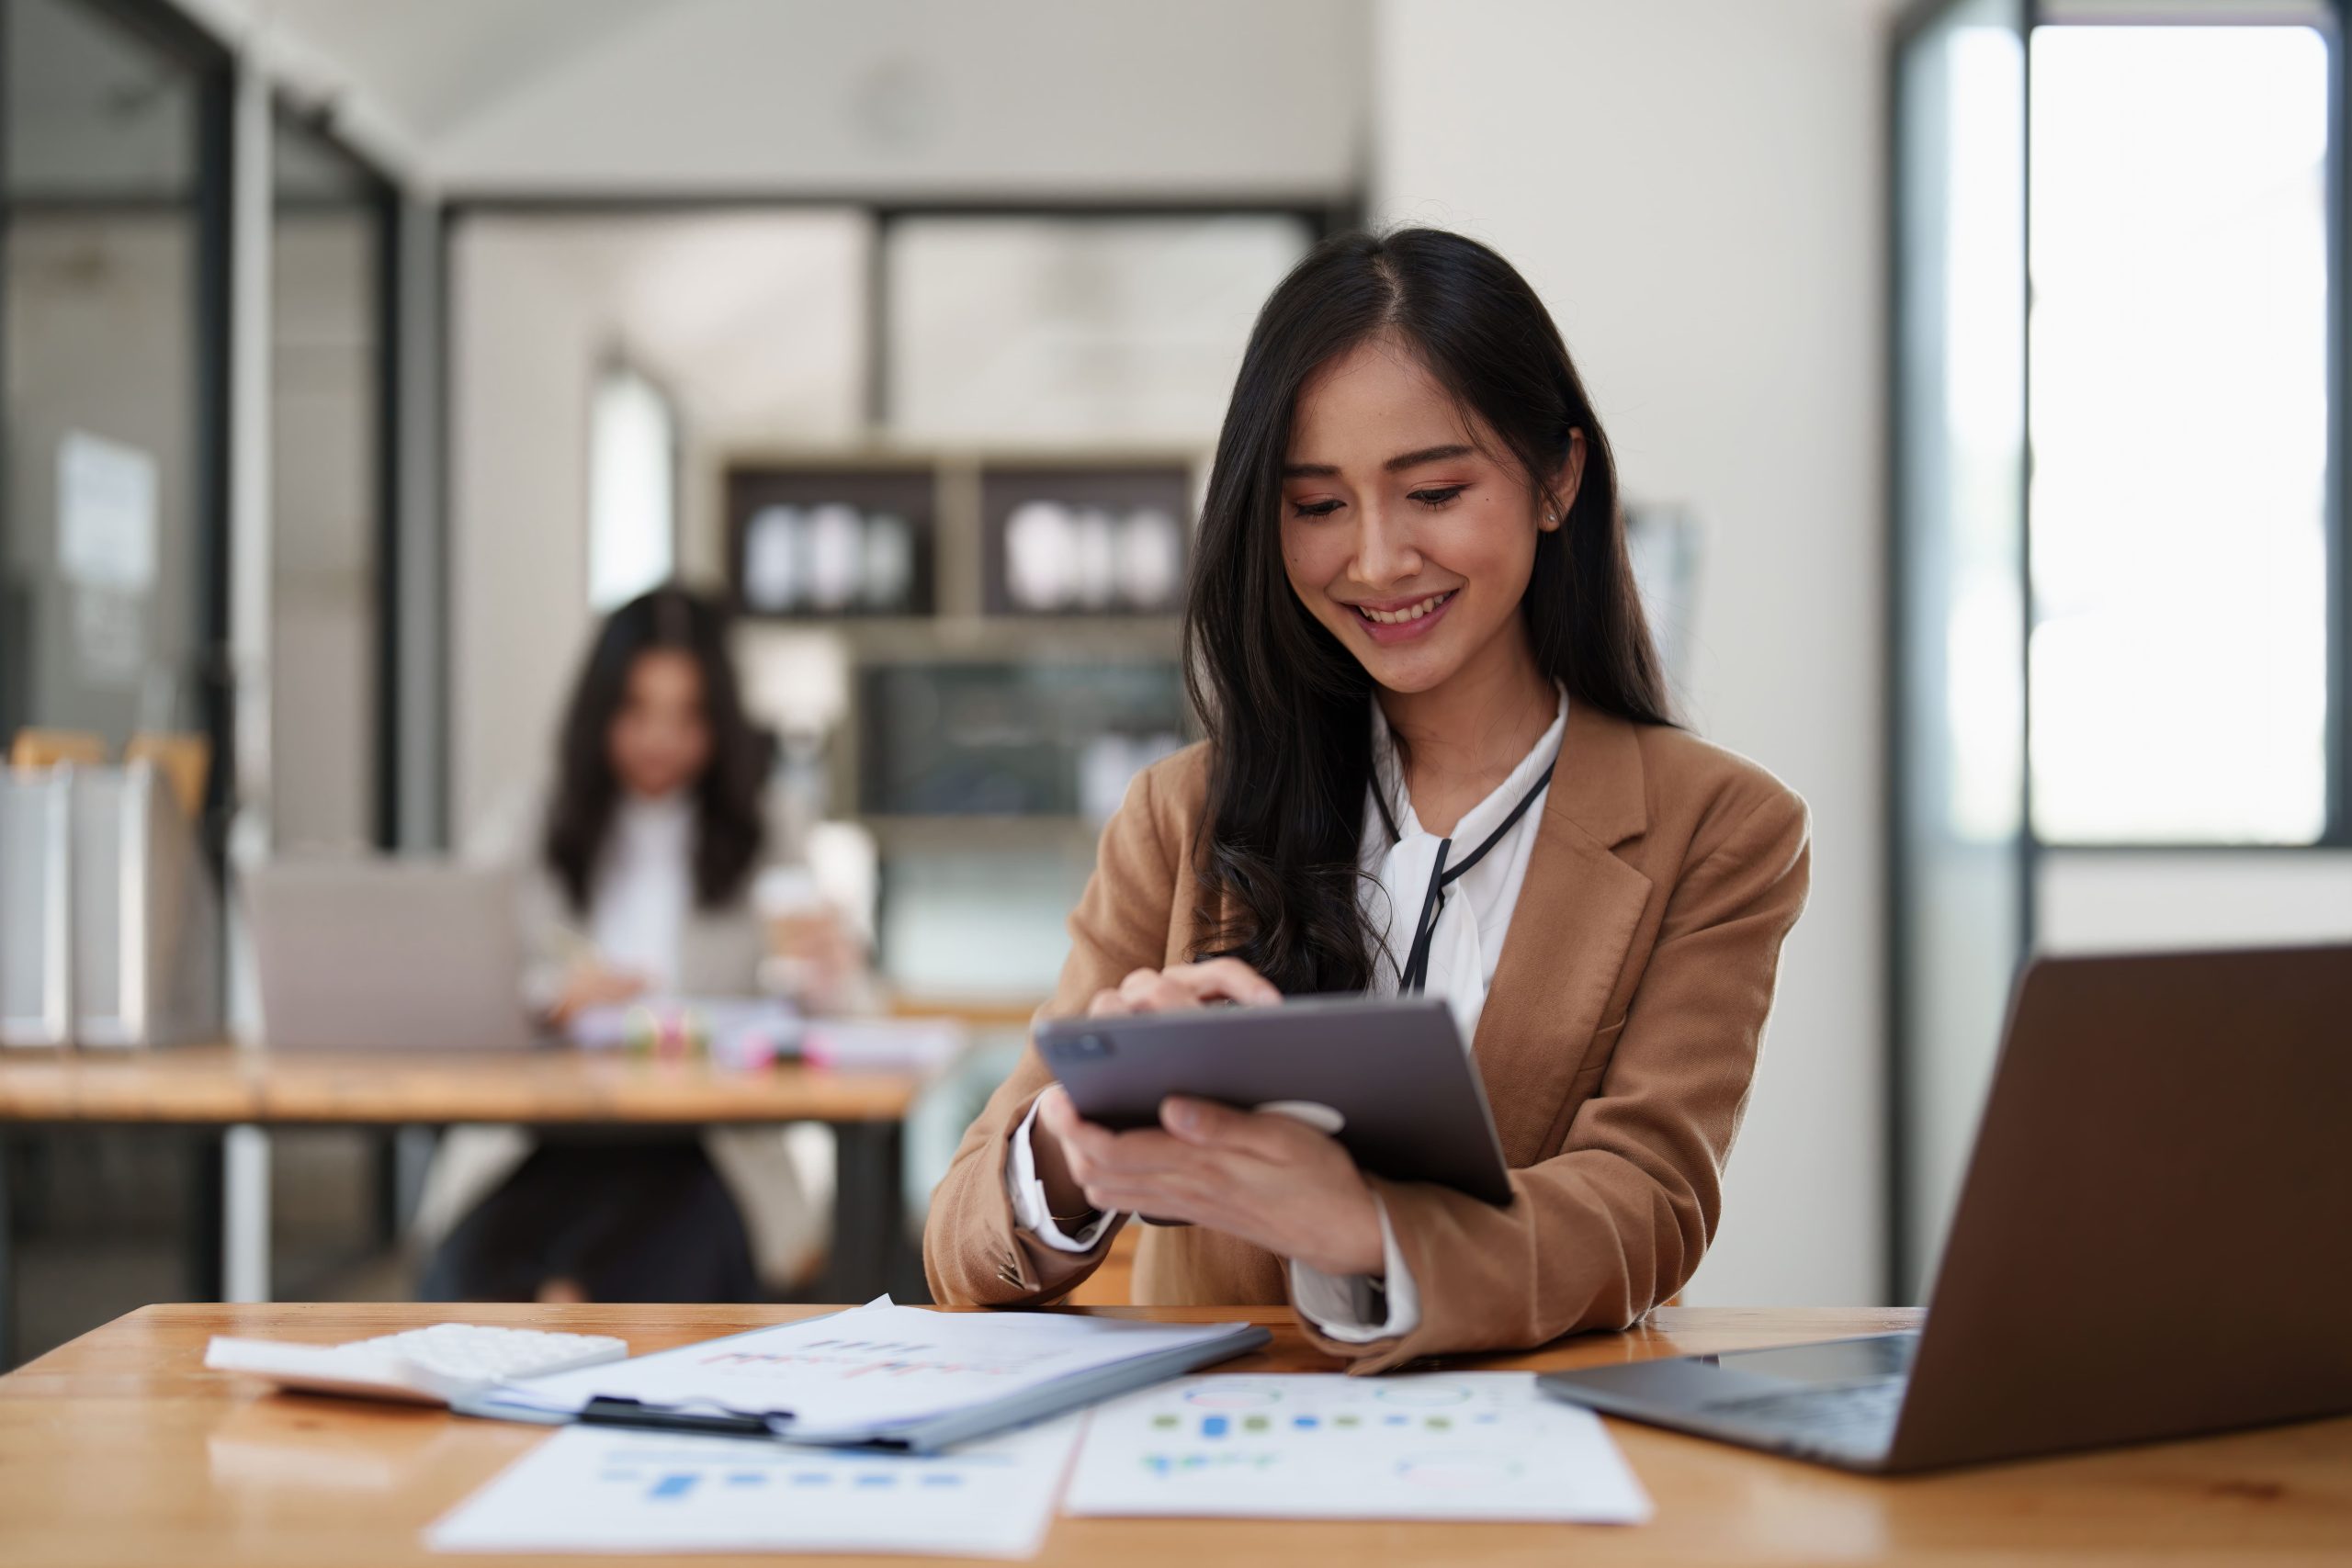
[578,1395,781,1438]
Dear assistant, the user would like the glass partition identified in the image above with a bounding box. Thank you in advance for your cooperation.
[0,0,227,806]
[270,111,391,852]
[1891,0,2031,1301]
[0,0,232,1372]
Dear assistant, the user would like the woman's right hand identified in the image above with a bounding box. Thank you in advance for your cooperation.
[547,963,649,1027]
[1082,957,1282,1019]
[1028,959,1281,1217]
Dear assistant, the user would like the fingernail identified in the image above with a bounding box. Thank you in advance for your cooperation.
[1166,1100,1197,1133]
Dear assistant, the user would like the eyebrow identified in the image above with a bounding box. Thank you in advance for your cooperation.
[1281,443,1478,479]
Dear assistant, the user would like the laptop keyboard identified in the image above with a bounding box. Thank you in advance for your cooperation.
[1702,1379,1907,1452]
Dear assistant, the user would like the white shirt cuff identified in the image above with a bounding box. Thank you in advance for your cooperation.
[1287,1194,1422,1342]
[1005,1097,1119,1253]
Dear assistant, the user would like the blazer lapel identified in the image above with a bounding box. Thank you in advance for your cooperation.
[1470,702,1655,1166]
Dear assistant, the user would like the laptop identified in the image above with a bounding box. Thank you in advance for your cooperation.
[245,861,537,1051]
[1539,943,2352,1472]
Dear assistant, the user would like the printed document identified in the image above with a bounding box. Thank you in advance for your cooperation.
[490,1302,1257,1443]
[428,1417,1080,1557]
[1061,1371,1652,1523]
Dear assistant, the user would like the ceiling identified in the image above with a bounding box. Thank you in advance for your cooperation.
[256,0,662,145]
[222,0,1370,200]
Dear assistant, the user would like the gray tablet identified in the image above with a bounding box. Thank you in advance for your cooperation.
[1034,996,1513,1206]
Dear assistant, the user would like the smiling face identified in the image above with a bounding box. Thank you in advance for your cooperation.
[605,648,713,801]
[1278,334,1579,697]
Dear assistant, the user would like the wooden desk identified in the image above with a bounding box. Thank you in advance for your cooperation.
[3,1303,2344,1567]
[0,1043,920,1126]
[0,1048,929,1360]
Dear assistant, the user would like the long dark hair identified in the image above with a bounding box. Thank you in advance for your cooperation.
[543,586,767,913]
[1184,227,1670,995]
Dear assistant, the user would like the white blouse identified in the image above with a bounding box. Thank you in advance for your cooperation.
[587,793,696,991]
[1008,688,1568,1342]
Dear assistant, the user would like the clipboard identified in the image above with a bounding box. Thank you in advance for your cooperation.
[451,1304,1271,1453]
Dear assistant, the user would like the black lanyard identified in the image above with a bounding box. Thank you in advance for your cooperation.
[1395,761,1555,994]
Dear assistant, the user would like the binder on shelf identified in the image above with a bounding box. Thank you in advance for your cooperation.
[72,761,220,1047]
[0,767,74,1048]
[0,761,220,1049]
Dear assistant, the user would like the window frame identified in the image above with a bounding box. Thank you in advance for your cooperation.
[267,97,406,852]
[1887,0,2041,1306]
[1886,0,2351,1303]
[0,0,239,859]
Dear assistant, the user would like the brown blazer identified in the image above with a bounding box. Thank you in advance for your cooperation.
[922,700,1811,1373]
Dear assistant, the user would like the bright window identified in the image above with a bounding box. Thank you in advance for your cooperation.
[586,364,677,612]
[2027,25,2332,843]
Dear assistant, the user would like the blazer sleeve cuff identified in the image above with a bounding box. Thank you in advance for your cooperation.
[964,1089,1121,1303]
[1286,1194,1422,1342]
[1295,1174,1556,1374]
[1006,1097,1121,1251]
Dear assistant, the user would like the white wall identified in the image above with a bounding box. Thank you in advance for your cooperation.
[1374,0,1891,1307]
[448,211,866,840]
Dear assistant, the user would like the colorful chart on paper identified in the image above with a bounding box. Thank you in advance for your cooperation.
[425,1418,1079,1558]
[1061,1372,1651,1523]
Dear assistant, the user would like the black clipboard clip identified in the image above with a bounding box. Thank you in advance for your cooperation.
[579,1395,782,1438]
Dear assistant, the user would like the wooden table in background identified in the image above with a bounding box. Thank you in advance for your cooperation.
[0,1047,928,1360]
[3,1303,2346,1567]
[0,1043,922,1126]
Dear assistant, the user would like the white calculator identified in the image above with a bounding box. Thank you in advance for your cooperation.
[205,1323,628,1405]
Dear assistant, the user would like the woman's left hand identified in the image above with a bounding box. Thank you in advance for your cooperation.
[765,905,865,1014]
[1052,1094,1385,1278]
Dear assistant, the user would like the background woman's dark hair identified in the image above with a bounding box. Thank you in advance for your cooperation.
[543,586,767,913]
[1184,226,1670,995]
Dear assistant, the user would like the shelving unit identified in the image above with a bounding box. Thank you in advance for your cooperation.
[723,447,1199,626]
[726,456,941,619]
[716,447,1204,833]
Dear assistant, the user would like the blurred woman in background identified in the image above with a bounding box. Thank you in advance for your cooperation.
[416,586,861,1303]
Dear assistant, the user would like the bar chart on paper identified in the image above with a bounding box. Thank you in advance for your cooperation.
[1061,1372,1652,1523]
[425,1419,1081,1558]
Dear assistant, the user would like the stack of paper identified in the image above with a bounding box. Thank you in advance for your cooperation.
[460,1302,1270,1451]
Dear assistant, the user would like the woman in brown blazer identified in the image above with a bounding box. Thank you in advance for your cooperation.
[924,229,1811,1374]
